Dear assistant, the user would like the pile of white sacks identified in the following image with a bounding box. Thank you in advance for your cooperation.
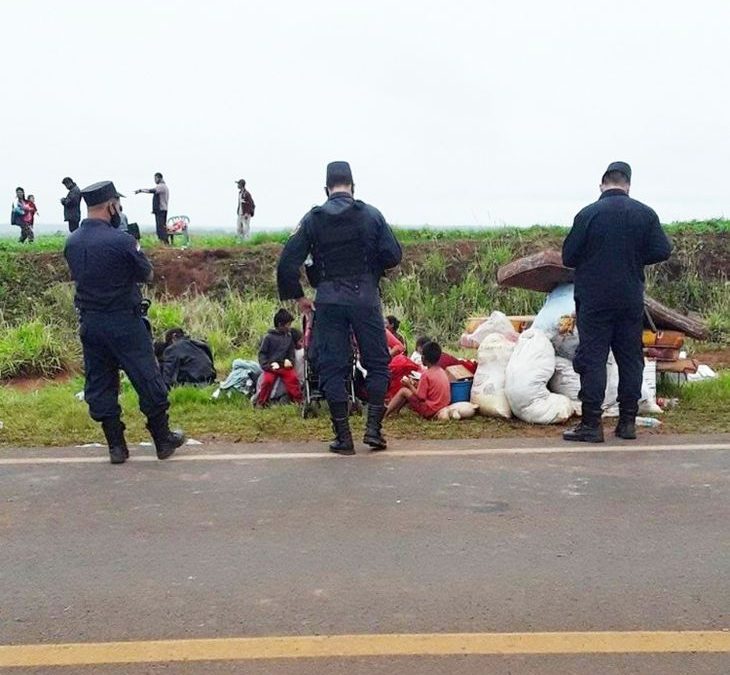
[469,284,660,424]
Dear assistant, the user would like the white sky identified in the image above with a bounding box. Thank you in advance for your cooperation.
[1,0,728,232]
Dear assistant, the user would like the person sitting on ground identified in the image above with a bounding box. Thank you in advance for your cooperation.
[160,327,217,390]
[385,325,405,358]
[411,336,477,372]
[385,341,451,419]
[291,327,305,384]
[257,309,303,406]
[385,315,408,353]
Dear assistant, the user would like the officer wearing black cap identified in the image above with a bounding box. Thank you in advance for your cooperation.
[277,161,402,455]
[64,181,186,464]
[562,162,672,443]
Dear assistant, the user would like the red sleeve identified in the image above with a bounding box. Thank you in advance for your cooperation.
[415,371,429,401]
[386,329,404,354]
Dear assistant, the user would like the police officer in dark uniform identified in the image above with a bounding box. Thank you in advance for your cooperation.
[277,162,402,455]
[562,162,672,443]
[64,181,185,464]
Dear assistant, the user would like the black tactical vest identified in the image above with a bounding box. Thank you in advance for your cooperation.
[309,201,371,282]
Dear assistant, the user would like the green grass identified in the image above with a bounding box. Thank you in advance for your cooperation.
[3,218,727,253]
[1,372,727,447]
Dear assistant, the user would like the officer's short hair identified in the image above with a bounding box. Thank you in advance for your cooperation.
[274,308,294,328]
[421,341,442,367]
[155,172,163,180]
[601,170,630,187]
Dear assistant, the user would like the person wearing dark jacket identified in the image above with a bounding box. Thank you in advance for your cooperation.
[61,177,82,233]
[64,180,185,464]
[562,161,672,443]
[257,309,303,406]
[160,328,217,389]
[277,161,402,455]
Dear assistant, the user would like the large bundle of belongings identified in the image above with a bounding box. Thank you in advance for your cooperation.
[459,250,711,424]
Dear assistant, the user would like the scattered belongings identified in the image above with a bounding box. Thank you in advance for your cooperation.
[454,250,718,424]
[643,296,708,340]
[496,249,573,293]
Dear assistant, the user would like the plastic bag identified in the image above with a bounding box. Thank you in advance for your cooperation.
[470,333,515,419]
[460,311,519,349]
[435,402,478,421]
[549,356,582,416]
[532,283,579,360]
[505,329,573,424]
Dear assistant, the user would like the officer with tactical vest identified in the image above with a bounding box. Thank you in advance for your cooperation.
[277,161,403,455]
[64,181,186,464]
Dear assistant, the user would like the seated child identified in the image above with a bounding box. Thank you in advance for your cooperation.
[257,309,303,405]
[291,327,305,384]
[385,341,451,419]
[411,336,477,372]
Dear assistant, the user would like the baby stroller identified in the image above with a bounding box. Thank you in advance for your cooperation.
[300,312,362,419]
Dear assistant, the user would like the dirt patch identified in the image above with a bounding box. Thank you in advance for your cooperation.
[4,371,74,392]
[691,348,730,371]
[149,248,234,295]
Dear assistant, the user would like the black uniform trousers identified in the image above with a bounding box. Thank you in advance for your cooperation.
[80,310,169,423]
[155,211,169,243]
[573,302,644,419]
[313,303,390,406]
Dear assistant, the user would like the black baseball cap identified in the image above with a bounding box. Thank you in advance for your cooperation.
[603,161,632,183]
[81,181,125,206]
[326,161,353,188]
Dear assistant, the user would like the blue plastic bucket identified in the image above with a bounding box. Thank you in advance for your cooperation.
[450,380,472,404]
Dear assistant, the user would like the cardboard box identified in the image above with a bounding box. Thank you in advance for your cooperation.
[445,365,474,382]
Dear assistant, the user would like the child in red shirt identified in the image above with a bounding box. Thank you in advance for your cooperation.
[385,341,451,419]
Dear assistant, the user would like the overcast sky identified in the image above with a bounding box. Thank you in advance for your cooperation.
[2,0,728,233]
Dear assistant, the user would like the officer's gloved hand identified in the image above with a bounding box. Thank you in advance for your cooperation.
[284,359,293,369]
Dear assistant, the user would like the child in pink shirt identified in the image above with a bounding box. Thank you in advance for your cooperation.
[385,341,451,419]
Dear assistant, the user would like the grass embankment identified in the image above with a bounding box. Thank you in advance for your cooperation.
[0,373,727,447]
[0,221,728,445]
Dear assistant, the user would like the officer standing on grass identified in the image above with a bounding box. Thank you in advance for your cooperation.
[562,162,672,443]
[64,181,185,464]
[277,161,402,455]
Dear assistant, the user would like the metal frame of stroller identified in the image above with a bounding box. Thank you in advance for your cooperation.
[300,312,362,419]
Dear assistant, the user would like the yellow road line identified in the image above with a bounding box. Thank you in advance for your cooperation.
[1,632,729,667]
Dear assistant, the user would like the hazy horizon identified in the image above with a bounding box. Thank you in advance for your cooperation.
[2,1,728,236]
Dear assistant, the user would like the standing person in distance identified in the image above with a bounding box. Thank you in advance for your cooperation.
[562,162,672,443]
[277,161,403,455]
[11,187,31,243]
[64,181,185,464]
[61,177,82,233]
[135,172,170,244]
[236,179,255,240]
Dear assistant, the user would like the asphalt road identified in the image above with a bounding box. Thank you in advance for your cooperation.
[1,435,729,673]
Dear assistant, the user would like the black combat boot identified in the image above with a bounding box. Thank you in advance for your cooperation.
[146,413,186,460]
[101,419,129,464]
[329,402,355,455]
[363,404,387,451]
[563,411,605,443]
[615,415,637,440]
